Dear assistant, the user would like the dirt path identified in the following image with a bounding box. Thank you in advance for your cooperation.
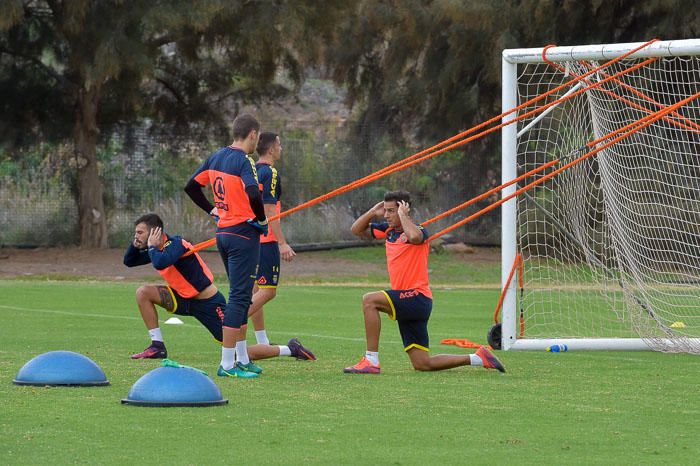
[0,247,386,281]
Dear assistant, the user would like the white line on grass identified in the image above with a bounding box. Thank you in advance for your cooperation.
[0,304,399,344]
[0,304,140,321]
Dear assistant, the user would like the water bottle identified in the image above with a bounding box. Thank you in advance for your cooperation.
[546,344,568,352]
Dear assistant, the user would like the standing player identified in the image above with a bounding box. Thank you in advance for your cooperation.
[185,113,268,379]
[344,190,506,374]
[124,213,226,359]
[247,132,315,361]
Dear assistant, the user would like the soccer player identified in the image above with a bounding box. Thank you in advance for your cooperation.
[185,113,269,379]
[246,132,315,361]
[344,190,506,374]
[124,213,226,359]
[124,213,312,362]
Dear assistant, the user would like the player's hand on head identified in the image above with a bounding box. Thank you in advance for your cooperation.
[397,200,410,217]
[372,201,385,217]
[280,243,296,262]
[147,227,163,248]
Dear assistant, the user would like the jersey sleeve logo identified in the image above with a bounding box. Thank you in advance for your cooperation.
[247,156,259,183]
[270,167,278,197]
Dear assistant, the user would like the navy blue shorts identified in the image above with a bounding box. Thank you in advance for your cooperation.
[382,289,432,352]
[216,222,261,328]
[168,288,225,343]
[256,242,280,288]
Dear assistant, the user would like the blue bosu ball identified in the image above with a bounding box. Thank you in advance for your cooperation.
[13,350,109,386]
[122,366,228,407]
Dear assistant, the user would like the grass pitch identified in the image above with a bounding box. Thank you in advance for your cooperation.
[1,279,699,465]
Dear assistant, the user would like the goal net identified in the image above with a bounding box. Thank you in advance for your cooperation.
[500,39,700,353]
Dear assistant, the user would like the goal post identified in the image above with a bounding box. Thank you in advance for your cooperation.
[501,38,700,352]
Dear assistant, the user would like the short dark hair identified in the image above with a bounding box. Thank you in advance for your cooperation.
[134,213,163,230]
[256,132,279,156]
[232,113,260,140]
[384,190,411,206]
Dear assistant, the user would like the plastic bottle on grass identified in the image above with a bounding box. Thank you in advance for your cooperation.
[546,344,568,352]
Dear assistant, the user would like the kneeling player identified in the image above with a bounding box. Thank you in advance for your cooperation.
[124,213,316,363]
[344,191,505,374]
[124,213,226,359]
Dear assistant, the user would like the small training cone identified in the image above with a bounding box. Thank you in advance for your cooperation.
[122,360,227,407]
[13,350,109,386]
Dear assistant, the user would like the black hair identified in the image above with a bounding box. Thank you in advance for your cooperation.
[232,113,260,140]
[134,213,163,230]
[384,190,411,206]
[256,132,279,156]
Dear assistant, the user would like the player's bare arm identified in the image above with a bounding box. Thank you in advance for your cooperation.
[351,201,385,239]
[397,200,423,244]
[265,203,296,262]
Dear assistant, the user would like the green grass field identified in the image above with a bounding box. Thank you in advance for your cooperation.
[1,277,699,464]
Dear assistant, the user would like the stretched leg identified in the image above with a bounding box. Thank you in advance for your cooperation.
[247,344,280,360]
[406,348,470,371]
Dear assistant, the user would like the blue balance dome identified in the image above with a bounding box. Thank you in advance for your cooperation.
[13,350,109,386]
[122,364,228,407]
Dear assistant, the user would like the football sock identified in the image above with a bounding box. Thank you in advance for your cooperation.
[221,347,235,370]
[236,340,250,365]
[365,351,379,366]
[255,330,269,345]
[148,327,164,342]
[469,354,484,366]
[278,345,292,357]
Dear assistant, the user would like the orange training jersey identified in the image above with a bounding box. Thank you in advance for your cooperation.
[370,221,432,299]
[190,146,259,227]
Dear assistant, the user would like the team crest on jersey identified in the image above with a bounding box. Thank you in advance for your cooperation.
[214,177,225,200]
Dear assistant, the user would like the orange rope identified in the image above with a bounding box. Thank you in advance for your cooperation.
[542,56,700,135]
[187,39,661,255]
[427,89,700,242]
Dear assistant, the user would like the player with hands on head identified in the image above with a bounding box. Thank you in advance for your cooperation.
[345,190,505,374]
[124,213,227,359]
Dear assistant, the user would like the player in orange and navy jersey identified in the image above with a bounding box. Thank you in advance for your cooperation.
[245,132,316,361]
[344,190,505,374]
[124,213,226,359]
[184,113,269,379]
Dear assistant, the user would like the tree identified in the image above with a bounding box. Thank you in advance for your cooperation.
[0,0,345,247]
[324,0,700,205]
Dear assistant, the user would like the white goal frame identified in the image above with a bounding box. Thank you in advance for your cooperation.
[501,38,700,351]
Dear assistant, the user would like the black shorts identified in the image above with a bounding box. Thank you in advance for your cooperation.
[256,242,280,288]
[167,288,225,343]
[382,289,432,352]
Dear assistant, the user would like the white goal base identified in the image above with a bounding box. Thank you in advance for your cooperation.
[508,338,700,352]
